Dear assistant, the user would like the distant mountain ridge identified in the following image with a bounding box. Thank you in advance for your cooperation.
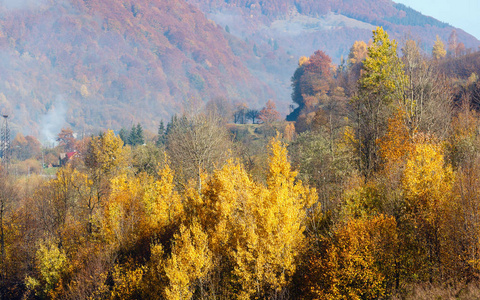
[184,0,480,113]
[185,0,478,59]
[0,0,478,140]
[0,0,272,140]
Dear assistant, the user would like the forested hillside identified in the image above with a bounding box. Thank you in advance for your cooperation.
[0,0,478,141]
[0,0,272,139]
[5,26,480,299]
[186,0,480,115]
[186,0,479,61]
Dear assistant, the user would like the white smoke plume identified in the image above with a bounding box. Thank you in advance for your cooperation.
[40,96,67,146]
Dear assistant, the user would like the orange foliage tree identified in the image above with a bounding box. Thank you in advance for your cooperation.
[259,100,280,124]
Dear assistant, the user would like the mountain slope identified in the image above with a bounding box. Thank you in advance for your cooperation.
[0,0,272,140]
[183,0,479,115]
[186,0,479,60]
[1,0,478,140]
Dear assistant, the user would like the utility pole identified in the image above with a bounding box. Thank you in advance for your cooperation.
[1,115,10,174]
[0,115,9,299]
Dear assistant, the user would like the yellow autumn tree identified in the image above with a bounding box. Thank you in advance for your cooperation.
[200,158,257,253]
[198,158,260,298]
[80,84,89,98]
[100,173,151,299]
[353,27,407,177]
[377,109,414,175]
[110,263,145,300]
[402,135,455,281]
[192,157,258,298]
[103,159,184,249]
[233,136,317,298]
[102,173,148,249]
[403,136,454,211]
[26,239,68,298]
[103,160,187,299]
[432,35,447,60]
[197,136,316,298]
[306,215,398,300]
[164,222,213,300]
[84,130,130,233]
[347,40,368,66]
[299,55,309,66]
[143,157,184,232]
[85,130,129,178]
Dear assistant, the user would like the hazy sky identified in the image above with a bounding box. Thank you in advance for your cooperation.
[394,0,480,40]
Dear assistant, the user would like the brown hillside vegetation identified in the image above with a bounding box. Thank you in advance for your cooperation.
[6,26,480,299]
[0,0,272,137]
[184,0,480,123]
[1,0,479,139]
[187,0,479,58]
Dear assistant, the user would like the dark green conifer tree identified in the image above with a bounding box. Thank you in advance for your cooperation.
[136,123,145,145]
[127,123,145,146]
[156,120,166,147]
[119,128,128,145]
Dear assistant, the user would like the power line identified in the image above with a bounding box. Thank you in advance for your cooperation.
[1,115,10,174]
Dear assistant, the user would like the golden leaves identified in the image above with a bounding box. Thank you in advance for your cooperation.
[22,133,319,299]
[360,27,405,98]
[164,222,213,300]
[432,35,447,60]
[402,137,454,207]
[230,137,316,296]
[378,109,414,173]
[85,130,129,177]
[143,158,183,230]
[26,239,68,298]
[307,215,398,300]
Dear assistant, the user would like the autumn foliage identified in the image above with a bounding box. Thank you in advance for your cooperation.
[5,25,480,300]
[1,128,320,299]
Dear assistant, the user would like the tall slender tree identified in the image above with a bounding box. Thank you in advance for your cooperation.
[432,35,447,60]
[156,120,166,147]
[352,27,406,177]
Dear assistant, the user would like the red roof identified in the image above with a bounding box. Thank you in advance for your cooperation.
[66,151,77,159]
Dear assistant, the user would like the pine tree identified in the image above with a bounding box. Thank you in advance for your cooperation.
[119,128,128,145]
[165,115,178,137]
[128,125,136,146]
[156,121,166,147]
[136,123,145,146]
[127,123,145,146]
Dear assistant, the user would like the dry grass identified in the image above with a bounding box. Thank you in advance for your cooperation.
[392,282,480,300]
